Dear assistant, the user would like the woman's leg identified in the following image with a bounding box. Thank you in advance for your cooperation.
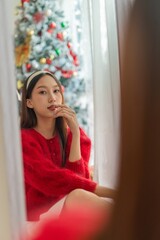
[63,189,112,214]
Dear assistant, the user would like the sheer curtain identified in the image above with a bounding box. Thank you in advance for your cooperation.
[90,0,134,187]
[89,0,120,188]
[0,0,26,239]
[61,0,121,188]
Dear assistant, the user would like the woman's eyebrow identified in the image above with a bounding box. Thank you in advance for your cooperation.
[36,84,59,89]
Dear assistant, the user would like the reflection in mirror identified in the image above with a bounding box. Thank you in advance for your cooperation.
[0,0,126,238]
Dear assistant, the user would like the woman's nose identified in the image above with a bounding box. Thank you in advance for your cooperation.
[48,93,56,102]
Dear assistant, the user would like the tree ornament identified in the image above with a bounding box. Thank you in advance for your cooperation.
[17,80,23,90]
[45,9,52,16]
[73,71,78,77]
[49,22,56,29]
[56,32,64,41]
[61,22,67,28]
[21,0,30,4]
[67,42,72,48]
[15,36,31,67]
[26,29,34,36]
[39,58,46,64]
[33,12,44,23]
[46,58,52,65]
[55,48,61,56]
[74,60,79,66]
[63,31,67,39]
[62,70,73,78]
[70,50,76,58]
[26,63,32,72]
[32,60,39,69]
[73,55,79,66]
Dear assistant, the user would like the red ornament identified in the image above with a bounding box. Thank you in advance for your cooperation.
[56,32,64,41]
[49,22,56,29]
[74,57,79,66]
[33,12,44,23]
[67,42,72,48]
[73,55,78,61]
[62,70,73,78]
[47,28,53,34]
[26,63,31,72]
[46,58,52,65]
[69,50,76,58]
[21,0,30,4]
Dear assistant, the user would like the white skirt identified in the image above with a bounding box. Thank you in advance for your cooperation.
[26,196,67,238]
[39,196,67,220]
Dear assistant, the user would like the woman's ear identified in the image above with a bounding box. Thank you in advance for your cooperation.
[26,99,33,109]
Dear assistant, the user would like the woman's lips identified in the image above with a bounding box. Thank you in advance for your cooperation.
[47,105,56,111]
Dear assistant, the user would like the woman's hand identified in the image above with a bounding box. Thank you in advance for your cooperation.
[54,104,79,135]
[54,104,81,162]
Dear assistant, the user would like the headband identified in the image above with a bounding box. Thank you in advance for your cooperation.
[26,70,53,89]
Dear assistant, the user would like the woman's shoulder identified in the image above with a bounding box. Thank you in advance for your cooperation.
[21,128,34,137]
[21,128,42,143]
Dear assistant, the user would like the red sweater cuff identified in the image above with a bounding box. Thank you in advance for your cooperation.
[65,159,85,175]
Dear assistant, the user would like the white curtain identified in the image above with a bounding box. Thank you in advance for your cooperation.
[61,0,121,188]
[90,0,120,188]
[0,1,26,239]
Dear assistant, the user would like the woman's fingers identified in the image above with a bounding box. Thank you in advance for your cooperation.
[54,106,76,118]
[55,109,76,121]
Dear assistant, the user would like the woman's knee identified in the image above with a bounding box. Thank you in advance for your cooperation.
[66,189,91,202]
[64,189,97,209]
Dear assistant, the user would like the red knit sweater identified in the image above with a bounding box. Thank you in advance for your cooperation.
[21,128,97,220]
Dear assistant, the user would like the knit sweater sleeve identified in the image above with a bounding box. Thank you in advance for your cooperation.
[65,128,92,178]
[21,130,96,198]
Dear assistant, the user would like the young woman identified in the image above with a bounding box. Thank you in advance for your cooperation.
[22,0,160,239]
[20,70,115,221]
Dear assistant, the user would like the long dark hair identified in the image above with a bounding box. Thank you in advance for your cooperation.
[20,71,67,166]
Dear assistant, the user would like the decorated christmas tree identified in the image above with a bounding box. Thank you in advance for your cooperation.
[14,0,89,131]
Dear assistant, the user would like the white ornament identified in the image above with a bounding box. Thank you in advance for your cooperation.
[45,9,52,16]
[31,60,39,69]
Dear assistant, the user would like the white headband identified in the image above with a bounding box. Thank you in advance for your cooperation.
[26,70,52,89]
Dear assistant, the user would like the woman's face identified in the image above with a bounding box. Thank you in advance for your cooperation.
[26,75,63,119]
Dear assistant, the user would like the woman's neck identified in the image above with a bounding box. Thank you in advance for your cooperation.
[34,119,56,139]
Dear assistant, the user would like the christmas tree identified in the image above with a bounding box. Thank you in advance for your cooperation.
[14,0,89,131]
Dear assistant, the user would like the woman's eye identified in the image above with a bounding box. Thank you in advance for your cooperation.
[54,89,60,93]
[39,90,47,94]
